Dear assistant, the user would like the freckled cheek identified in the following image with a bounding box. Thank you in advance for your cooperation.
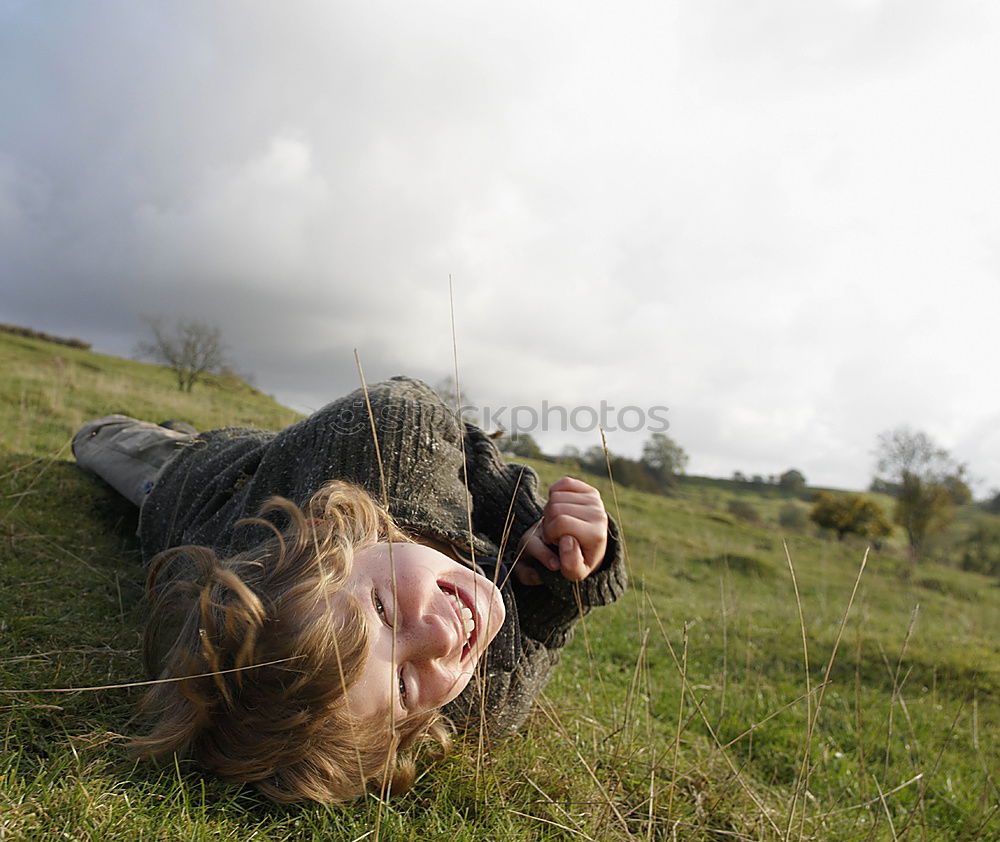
[436,668,475,706]
[345,671,389,720]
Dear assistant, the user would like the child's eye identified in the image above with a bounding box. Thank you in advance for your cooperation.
[372,589,388,622]
[398,671,408,705]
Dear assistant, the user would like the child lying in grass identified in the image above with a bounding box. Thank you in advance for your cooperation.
[73,376,626,803]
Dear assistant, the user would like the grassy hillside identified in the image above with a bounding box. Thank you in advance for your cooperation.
[1,332,996,841]
[0,330,300,458]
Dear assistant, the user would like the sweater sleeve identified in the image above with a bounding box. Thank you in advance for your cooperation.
[444,525,627,736]
[511,517,627,648]
[461,423,628,648]
[461,422,546,557]
[443,635,561,738]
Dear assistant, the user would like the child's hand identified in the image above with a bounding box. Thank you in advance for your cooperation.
[515,477,609,585]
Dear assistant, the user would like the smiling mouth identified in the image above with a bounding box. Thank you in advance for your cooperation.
[439,582,479,659]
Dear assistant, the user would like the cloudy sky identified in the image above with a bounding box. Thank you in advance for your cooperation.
[3,0,999,493]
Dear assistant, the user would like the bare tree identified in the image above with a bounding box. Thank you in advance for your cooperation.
[874,426,969,558]
[137,316,226,392]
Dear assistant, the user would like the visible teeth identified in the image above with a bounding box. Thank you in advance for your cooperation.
[449,589,476,640]
[460,605,474,638]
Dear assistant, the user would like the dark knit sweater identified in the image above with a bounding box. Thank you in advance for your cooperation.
[138,376,626,736]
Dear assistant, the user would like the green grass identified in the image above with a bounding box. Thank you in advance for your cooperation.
[1,331,997,841]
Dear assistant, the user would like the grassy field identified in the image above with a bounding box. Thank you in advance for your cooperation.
[1,331,997,841]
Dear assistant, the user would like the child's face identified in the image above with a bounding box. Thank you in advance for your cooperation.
[338,542,506,722]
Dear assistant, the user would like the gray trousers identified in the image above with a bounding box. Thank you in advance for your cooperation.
[72,415,197,507]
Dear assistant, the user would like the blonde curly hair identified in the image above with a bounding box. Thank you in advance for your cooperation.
[130,480,451,802]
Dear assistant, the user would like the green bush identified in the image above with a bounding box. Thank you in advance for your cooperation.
[809,492,892,541]
[778,502,809,531]
[727,498,760,523]
[960,519,1000,576]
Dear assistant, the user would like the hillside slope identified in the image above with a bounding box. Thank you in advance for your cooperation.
[1,332,996,841]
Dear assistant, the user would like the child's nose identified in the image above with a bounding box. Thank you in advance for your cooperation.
[410,606,460,662]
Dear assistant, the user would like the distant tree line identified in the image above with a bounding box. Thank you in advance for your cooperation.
[0,322,91,350]
[497,431,690,496]
[730,468,808,496]
[448,384,998,575]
